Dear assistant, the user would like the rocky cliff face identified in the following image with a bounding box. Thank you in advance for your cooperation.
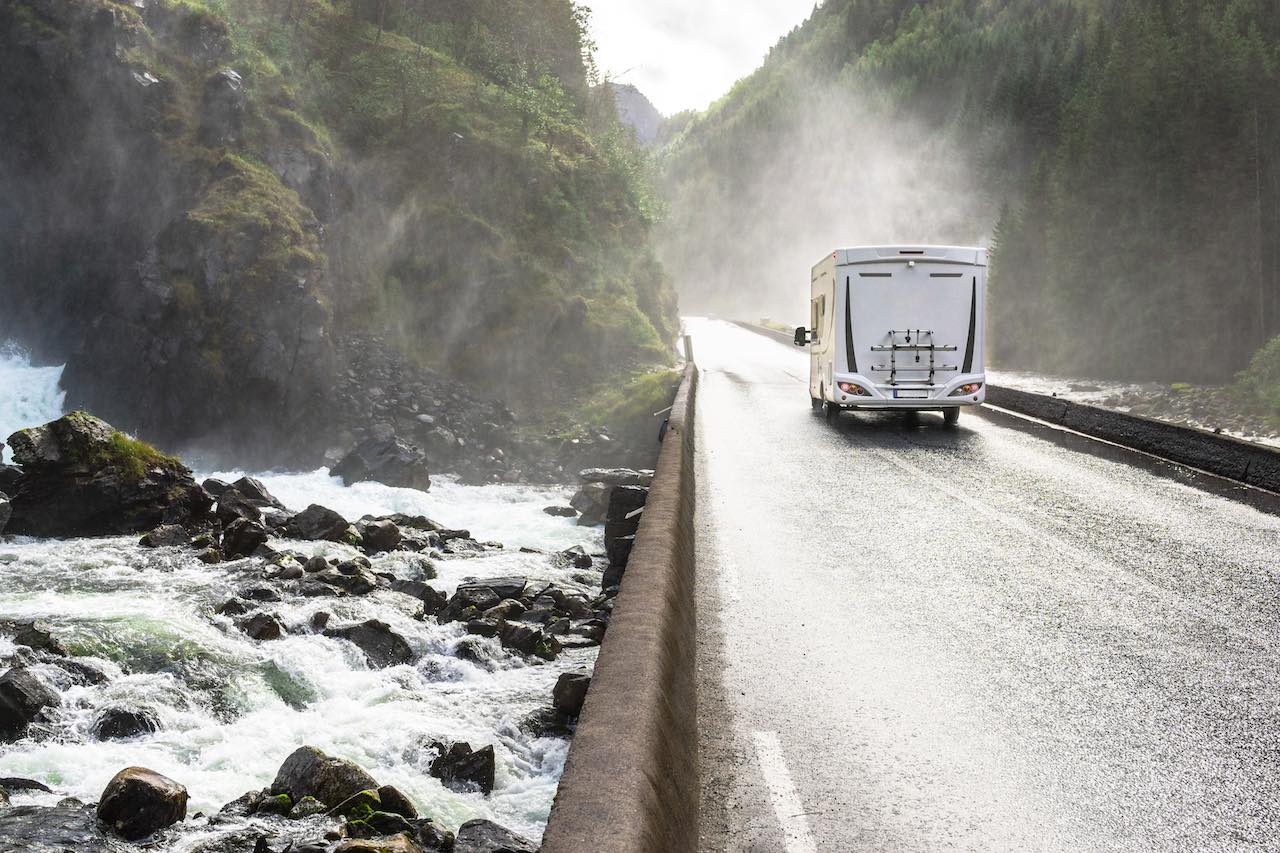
[0,0,677,472]
[0,0,336,463]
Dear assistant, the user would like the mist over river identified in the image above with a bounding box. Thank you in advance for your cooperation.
[0,346,601,845]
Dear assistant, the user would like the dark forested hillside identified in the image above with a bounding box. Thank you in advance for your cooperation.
[0,0,675,462]
[659,0,1280,386]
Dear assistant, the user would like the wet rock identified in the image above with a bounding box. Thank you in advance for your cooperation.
[391,579,447,613]
[230,476,286,509]
[223,517,269,559]
[97,766,188,840]
[555,545,594,570]
[304,555,330,573]
[0,491,9,534]
[332,433,431,491]
[453,819,537,853]
[139,523,188,548]
[481,599,527,622]
[357,519,401,554]
[4,413,211,537]
[285,505,352,542]
[216,597,253,617]
[324,620,412,667]
[334,838,423,853]
[238,612,284,641]
[519,706,575,739]
[3,619,67,655]
[197,547,223,564]
[90,707,160,741]
[428,742,495,795]
[552,672,591,718]
[215,488,263,526]
[270,746,380,808]
[0,776,53,793]
[496,623,560,661]
[375,785,418,819]
[569,481,610,526]
[543,506,577,518]
[0,803,114,852]
[0,465,21,494]
[289,795,327,819]
[0,666,60,741]
[202,478,231,498]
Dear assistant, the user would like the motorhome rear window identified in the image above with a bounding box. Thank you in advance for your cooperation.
[930,273,963,278]
[859,272,892,278]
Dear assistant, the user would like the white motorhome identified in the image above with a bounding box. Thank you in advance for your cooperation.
[794,245,986,426]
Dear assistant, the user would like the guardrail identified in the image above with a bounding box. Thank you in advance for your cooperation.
[540,356,700,853]
[732,320,1280,494]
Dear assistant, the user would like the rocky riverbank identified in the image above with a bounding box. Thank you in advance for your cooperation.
[0,412,655,849]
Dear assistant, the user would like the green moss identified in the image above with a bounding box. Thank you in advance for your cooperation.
[186,154,322,290]
[53,412,183,483]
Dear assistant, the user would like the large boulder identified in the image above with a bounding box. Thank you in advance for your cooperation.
[229,476,285,509]
[285,504,352,542]
[90,707,160,741]
[332,432,431,491]
[96,766,188,840]
[357,519,402,554]
[3,413,210,537]
[214,488,263,526]
[0,491,9,534]
[270,746,379,808]
[453,820,537,853]
[222,517,269,559]
[0,464,21,494]
[552,672,591,718]
[324,620,412,668]
[428,742,495,795]
[138,523,189,548]
[0,667,60,741]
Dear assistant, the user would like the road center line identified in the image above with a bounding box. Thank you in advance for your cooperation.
[752,730,818,853]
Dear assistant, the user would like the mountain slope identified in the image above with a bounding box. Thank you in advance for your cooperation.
[659,0,1280,383]
[0,0,676,463]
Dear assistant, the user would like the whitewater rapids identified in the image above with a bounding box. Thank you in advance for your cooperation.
[0,347,602,844]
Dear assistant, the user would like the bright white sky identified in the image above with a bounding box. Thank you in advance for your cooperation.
[587,1,818,115]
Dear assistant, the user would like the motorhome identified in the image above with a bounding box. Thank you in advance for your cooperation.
[795,245,986,425]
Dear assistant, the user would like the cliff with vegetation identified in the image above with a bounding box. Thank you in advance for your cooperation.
[0,0,676,465]
[658,0,1280,393]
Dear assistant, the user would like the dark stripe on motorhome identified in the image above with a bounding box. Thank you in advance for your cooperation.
[845,277,857,373]
[930,272,963,278]
[962,277,977,373]
[859,272,891,278]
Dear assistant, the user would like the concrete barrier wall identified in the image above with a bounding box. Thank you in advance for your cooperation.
[987,385,1280,493]
[733,320,1280,494]
[540,359,699,853]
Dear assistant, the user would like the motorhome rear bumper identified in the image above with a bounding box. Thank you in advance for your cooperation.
[830,373,986,408]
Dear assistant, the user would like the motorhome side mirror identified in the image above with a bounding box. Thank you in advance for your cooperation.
[794,327,810,347]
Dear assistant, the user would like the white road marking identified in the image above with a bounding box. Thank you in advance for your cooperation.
[752,730,818,853]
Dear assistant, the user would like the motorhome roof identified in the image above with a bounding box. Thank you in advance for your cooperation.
[824,246,987,267]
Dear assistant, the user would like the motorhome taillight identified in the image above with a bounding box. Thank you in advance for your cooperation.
[950,383,982,396]
[838,382,871,396]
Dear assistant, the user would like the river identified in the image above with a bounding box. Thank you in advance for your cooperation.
[0,347,601,846]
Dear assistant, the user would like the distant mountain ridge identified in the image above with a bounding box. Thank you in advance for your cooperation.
[607,83,663,146]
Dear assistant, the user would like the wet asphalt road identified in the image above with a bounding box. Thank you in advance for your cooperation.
[691,318,1280,852]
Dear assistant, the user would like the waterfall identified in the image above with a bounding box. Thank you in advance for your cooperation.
[0,343,66,461]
